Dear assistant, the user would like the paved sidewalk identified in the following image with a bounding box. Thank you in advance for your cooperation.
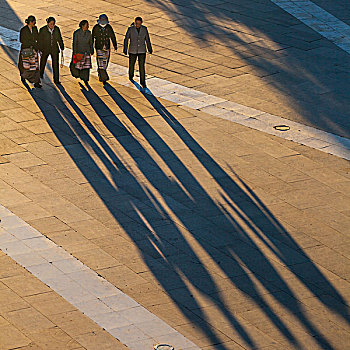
[0,247,127,350]
[0,1,349,350]
[0,46,349,348]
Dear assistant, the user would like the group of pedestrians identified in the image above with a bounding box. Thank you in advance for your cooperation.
[18,15,153,89]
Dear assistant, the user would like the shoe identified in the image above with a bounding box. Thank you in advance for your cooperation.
[34,83,42,88]
[102,81,107,85]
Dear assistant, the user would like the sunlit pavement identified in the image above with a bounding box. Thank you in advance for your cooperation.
[0,1,350,349]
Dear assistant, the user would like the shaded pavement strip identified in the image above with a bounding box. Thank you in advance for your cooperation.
[271,0,350,54]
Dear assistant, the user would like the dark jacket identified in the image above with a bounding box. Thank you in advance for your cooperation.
[19,25,39,51]
[92,24,117,50]
[73,28,93,55]
[123,24,152,55]
[38,25,64,53]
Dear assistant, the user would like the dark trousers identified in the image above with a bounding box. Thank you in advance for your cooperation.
[98,69,109,82]
[129,53,146,86]
[40,50,59,82]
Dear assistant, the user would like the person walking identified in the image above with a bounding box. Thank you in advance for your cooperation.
[92,14,117,85]
[38,17,64,85]
[123,17,152,89]
[71,20,93,84]
[18,15,41,88]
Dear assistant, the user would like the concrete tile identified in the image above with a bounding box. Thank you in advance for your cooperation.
[38,247,72,262]
[27,327,81,350]
[56,282,96,304]
[11,252,47,268]
[76,298,113,317]
[93,311,133,330]
[74,330,128,349]
[4,151,46,168]
[118,306,159,324]
[52,257,89,274]
[0,229,17,244]
[4,307,55,332]
[134,318,177,338]
[0,324,31,349]
[100,293,139,312]
[9,225,43,240]
[24,292,76,316]
[23,236,57,251]
[109,324,151,343]
[1,239,33,255]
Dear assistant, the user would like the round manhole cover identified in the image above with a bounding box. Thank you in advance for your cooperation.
[274,125,290,131]
[154,345,175,350]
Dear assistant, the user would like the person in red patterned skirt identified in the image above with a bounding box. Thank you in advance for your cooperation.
[71,20,94,85]
[18,15,42,88]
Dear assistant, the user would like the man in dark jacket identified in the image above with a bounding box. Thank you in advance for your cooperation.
[92,14,117,84]
[123,17,153,89]
[39,17,64,84]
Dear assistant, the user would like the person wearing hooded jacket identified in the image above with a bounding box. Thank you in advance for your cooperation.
[123,16,153,89]
[92,14,117,84]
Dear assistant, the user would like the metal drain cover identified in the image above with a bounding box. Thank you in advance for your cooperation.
[154,345,175,350]
[274,125,290,131]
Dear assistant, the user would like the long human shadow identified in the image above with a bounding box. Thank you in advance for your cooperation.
[140,89,350,304]
[143,0,350,138]
[94,83,349,349]
[137,87,350,346]
[27,83,258,350]
[20,78,348,349]
[79,83,266,349]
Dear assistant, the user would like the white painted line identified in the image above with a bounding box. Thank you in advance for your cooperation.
[271,0,350,54]
[0,25,349,161]
[0,205,200,350]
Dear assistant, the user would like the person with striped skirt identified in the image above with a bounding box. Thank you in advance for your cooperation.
[71,20,93,84]
[18,15,41,88]
[92,14,117,85]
